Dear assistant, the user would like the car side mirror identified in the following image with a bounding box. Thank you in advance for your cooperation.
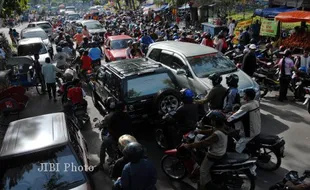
[176,68,186,75]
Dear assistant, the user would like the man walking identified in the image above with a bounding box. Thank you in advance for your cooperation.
[42,57,61,102]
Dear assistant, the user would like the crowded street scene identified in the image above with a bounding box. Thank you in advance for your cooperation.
[0,0,310,189]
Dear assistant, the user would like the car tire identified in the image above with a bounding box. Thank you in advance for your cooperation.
[153,88,181,115]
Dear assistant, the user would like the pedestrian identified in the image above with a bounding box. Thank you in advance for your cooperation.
[0,45,6,70]
[278,50,296,102]
[228,20,236,36]
[242,44,257,77]
[33,53,46,93]
[82,25,90,39]
[42,57,61,101]
[201,33,214,47]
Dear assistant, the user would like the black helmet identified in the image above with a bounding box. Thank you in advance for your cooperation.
[105,97,116,110]
[78,48,85,55]
[226,74,239,87]
[122,142,145,163]
[56,46,62,52]
[65,34,71,39]
[207,110,226,126]
[208,73,222,86]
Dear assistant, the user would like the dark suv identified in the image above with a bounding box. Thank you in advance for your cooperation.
[90,58,181,122]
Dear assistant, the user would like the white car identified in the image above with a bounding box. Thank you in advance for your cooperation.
[21,27,53,54]
[27,21,57,40]
[17,38,51,65]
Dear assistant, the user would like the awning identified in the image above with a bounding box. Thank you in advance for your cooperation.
[178,3,190,9]
[275,10,310,22]
[153,4,169,11]
[254,7,297,18]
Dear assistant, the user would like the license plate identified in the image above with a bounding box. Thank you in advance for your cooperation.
[249,165,257,176]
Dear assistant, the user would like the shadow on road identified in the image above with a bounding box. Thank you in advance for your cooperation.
[261,103,310,125]
[256,166,289,189]
[261,113,289,135]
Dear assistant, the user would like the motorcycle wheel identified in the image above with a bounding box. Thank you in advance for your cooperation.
[308,101,310,114]
[256,147,281,171]
[161,155,187,180]
[155,128,168,149]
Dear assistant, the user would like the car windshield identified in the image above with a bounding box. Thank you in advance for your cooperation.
[68,15,80,20]
[111,39,131,50]
[18,43,47,56]
[0,145,86,190]
[127,72,176,98]
[187,53,237,78]
[22,31,48,40]
[84,22,103,29]
[37,23,52,30]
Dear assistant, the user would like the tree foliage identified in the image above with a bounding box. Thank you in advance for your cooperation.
[1,0,29,16]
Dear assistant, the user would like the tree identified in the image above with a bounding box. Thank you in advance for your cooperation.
[1,0,28,17]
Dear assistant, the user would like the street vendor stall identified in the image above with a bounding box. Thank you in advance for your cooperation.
[275,11,310,49]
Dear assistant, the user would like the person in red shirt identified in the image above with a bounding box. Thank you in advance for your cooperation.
[201,33,214,48]
[80,50,92,81]
[67,79,87,105]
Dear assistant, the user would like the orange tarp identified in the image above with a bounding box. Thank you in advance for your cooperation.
[275,11,310,22]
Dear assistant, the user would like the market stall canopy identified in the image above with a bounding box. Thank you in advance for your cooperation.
[143,3,169,12]
[275,10,310,22]
[254,7,297,18]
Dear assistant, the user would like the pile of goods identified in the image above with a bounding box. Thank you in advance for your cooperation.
[281,32,310,49]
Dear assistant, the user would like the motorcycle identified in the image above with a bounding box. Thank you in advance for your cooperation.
[161,130,257,190]
[294,74,310,101]
[71,103,90,129]
[303,86,310,113]
[253,67,281,98]
[269,170,310,190]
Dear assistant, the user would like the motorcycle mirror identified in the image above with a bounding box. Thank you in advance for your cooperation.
[93,118,98,122]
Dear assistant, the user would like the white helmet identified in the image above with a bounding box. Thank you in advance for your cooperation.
[249,44,257,50]
[243,48,250,54]
[118,134,137,151]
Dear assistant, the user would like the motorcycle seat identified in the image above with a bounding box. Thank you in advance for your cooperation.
[253,72,267,79]
[214,152,249,165]
[253,134,279,145]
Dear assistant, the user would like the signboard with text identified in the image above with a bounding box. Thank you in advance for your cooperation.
[260,20,278,37]
[233,19,253,44]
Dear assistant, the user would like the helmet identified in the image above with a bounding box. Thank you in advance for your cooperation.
[249,44,257,50]
[180,88,194,103]
[56,46,62,52]
[206,111,226,126]
[226,74,239,87]
[299,66,307,73]
[105,97,116,110]
[78,48,85,55]
[65,34,71,39]
[208,73,222,86]
[118,135,137,152]
[122,142,145,163]
[127,40,133,45]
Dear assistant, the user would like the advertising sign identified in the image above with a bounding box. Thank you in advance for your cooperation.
[260,20,279,37]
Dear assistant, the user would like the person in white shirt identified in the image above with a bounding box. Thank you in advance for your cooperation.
[54,46,69,69]
[125,40,133,59]
[228,20,236,36]
[296,49,310,73]
[227,89,261,153]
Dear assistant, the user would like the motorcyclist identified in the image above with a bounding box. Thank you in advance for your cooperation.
[54,46,70,69]
[104,28,112,40]
[55,32,65,45]
[166,88,199,147]
[66,79,88,110]
[62,42,73,58]
[92,32,101,43]
[80,36,90,49]
[73,30,84,49]
[223,74,240,113]
[131,41,144,58]
[110,135,138,180]
[88,42,102,66]
[183,111,228,190]
[65,34,75,52]
[227,88,261,153]
[113,142,157,190]
[99,100,133,168]
[195,73,227,110]
[125,40,133,59]
[140,31,154,54]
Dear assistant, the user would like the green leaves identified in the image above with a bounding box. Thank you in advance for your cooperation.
[1,0,29,16]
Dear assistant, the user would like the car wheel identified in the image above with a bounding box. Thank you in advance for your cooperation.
[153,89,181,115]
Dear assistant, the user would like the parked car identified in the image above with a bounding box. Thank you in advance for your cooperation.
[17,38,51,65]
[75,19,106,37]
[27,21,57,40]
[104,35,133,62]
[0,113,93,190]
[21,27,53,56]
[147,41,260,100]
[90,58,181,123]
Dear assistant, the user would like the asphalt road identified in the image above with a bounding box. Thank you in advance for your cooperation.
[1,24,310,190]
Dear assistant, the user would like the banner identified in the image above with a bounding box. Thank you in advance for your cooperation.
[233,19,252,44]
[260,20,278,37]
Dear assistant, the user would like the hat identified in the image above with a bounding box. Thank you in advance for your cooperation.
[249,44,257,50]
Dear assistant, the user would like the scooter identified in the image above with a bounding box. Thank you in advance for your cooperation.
[161,129,257,190]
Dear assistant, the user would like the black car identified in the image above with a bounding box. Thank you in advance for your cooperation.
[90,58,181,122]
